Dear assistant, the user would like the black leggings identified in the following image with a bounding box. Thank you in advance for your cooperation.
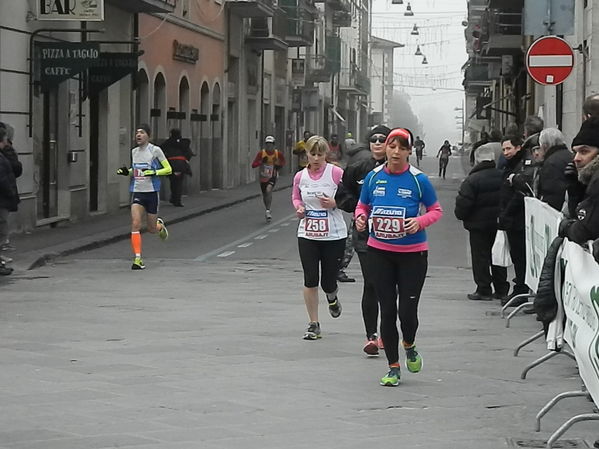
[357,251,379,337]
[298,238,346,293]
[368,247,428,365]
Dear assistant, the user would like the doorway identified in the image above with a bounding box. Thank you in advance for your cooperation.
[38,89,59,220]
[89,94,99,212]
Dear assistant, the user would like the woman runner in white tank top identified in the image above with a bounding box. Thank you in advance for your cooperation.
[292,136,348,340]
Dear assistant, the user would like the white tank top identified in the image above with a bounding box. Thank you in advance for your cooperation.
[297,164,348,241]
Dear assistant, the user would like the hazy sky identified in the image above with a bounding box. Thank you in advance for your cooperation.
[371,0,468,148]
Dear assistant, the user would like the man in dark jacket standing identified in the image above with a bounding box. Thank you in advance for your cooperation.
[0,127,19,275]
[536,128,572,210]
[455,144,508,300]
[335,124,390,355]
[161,128,192,207]
[499,134,534,305]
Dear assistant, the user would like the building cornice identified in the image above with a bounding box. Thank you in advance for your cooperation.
[149,13,225,42]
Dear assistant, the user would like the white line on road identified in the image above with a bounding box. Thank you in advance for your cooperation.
[255,234,268,240]
[268,228,280,233]
[237,242,253,248]
[194,213,296,262]
[217,251,236,258]
[281,222,291,226]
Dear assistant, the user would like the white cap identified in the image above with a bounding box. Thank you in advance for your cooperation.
[265,135,275,143]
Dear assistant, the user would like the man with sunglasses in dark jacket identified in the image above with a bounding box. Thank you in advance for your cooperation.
[335,125,390,355]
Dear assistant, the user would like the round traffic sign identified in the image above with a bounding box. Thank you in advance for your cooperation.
[526,36,574,86]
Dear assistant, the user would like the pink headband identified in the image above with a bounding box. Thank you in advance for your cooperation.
[386,128,412,147]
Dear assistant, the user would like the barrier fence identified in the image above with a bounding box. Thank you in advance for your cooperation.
[523,198,599,446]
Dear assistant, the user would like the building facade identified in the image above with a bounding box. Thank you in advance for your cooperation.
[0,0,373,233]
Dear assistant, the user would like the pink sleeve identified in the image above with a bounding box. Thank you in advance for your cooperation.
[292,171,304,209]
[354,201,371,219]
[331,165,344,185]
[415,201,443,228]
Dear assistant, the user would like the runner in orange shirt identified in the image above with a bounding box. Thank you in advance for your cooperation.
[251,135,285,222]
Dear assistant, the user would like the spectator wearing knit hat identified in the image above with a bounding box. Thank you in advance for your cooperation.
[558,117,599,244]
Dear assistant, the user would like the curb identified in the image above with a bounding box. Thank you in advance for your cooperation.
[17,183,293,271]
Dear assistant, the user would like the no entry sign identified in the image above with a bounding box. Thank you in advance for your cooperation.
[526,36,574,86]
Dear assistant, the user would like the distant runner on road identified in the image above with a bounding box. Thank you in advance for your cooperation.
[116,124,171,270]
[251,135,285,223]
[414,136,425,168]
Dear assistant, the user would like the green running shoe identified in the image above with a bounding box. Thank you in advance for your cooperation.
[131,257,146,270]
[404,344,423,373]
[380,367,400,386]
[328,298,342,318]
[303,321,321,340]
[157,217,169,241]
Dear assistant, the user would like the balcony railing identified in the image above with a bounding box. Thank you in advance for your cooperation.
[246,8,289,51]
[280,0,315,47]
[228,0,276,18]
[306,55,332,83]
[339,66,370,95]
[332,10,351,27]
[314,0,350,12]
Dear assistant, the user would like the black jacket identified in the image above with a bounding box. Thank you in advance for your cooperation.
[161,137,193,175]
[0,143,22,178]
[454,160,502,231]
[533,236,563,332]
[498,149,534,231]
[537,144,572,211]
[565,156,599,244]
[335,155,385,252]
[0,151,19,211]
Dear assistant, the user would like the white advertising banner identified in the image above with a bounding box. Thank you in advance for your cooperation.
[561,240,599,406]
[37,0,105,21]
[524,197,561,293]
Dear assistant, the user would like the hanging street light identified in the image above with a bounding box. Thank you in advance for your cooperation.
[415,44,422,56]
[411,24,419,35]
[422,55,428,64]
[404,2,414,16]
[391,0,404,4]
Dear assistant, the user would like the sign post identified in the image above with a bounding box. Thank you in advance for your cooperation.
[526,35,574,86]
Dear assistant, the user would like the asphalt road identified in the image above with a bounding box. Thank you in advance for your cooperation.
[1,155,596,449]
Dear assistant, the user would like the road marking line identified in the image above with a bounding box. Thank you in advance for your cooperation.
[268,228,280,233]
[194,213,295,262]
[255,234,268,240]
[281,222,291,226]
[217,251,235,258]
[238,242,253,248]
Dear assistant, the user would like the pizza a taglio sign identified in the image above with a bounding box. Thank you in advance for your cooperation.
[37,0,104,21]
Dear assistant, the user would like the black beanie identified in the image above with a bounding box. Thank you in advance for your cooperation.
[572,117,599,148]
[368,125,391,140]
[136,123,152,136]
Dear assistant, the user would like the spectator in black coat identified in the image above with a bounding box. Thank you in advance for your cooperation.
[536,128,572,211]
[455,143,509,301]
[0,128,18,275]
[499,134,535,305]
[161,128,192,207]
[0,122,21,256]
[559,117,599,245]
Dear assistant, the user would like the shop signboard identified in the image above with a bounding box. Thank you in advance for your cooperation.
[37,0,104,21]
[36,42,100,90]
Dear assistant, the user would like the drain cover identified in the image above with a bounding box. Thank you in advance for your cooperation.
[507,438,589,448]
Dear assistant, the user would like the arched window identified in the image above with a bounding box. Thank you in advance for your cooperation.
[153,72,167,141]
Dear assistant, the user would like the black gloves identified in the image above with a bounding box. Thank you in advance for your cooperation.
[116,166,130,176]
[262,156,269,164]
[558,218,576,238]
[564,162,578,184]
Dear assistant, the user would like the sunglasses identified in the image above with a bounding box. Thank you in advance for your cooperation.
[369,136,387,144]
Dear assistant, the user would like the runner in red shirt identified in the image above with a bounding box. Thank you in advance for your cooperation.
[251,136,285,222]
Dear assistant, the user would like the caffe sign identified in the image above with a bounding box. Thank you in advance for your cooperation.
[37,0,105,21]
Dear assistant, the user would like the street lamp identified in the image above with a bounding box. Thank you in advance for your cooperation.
[404,2,414,16]
[421,55,428,64]
[414,44,422,56]
[411,24,419,35]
